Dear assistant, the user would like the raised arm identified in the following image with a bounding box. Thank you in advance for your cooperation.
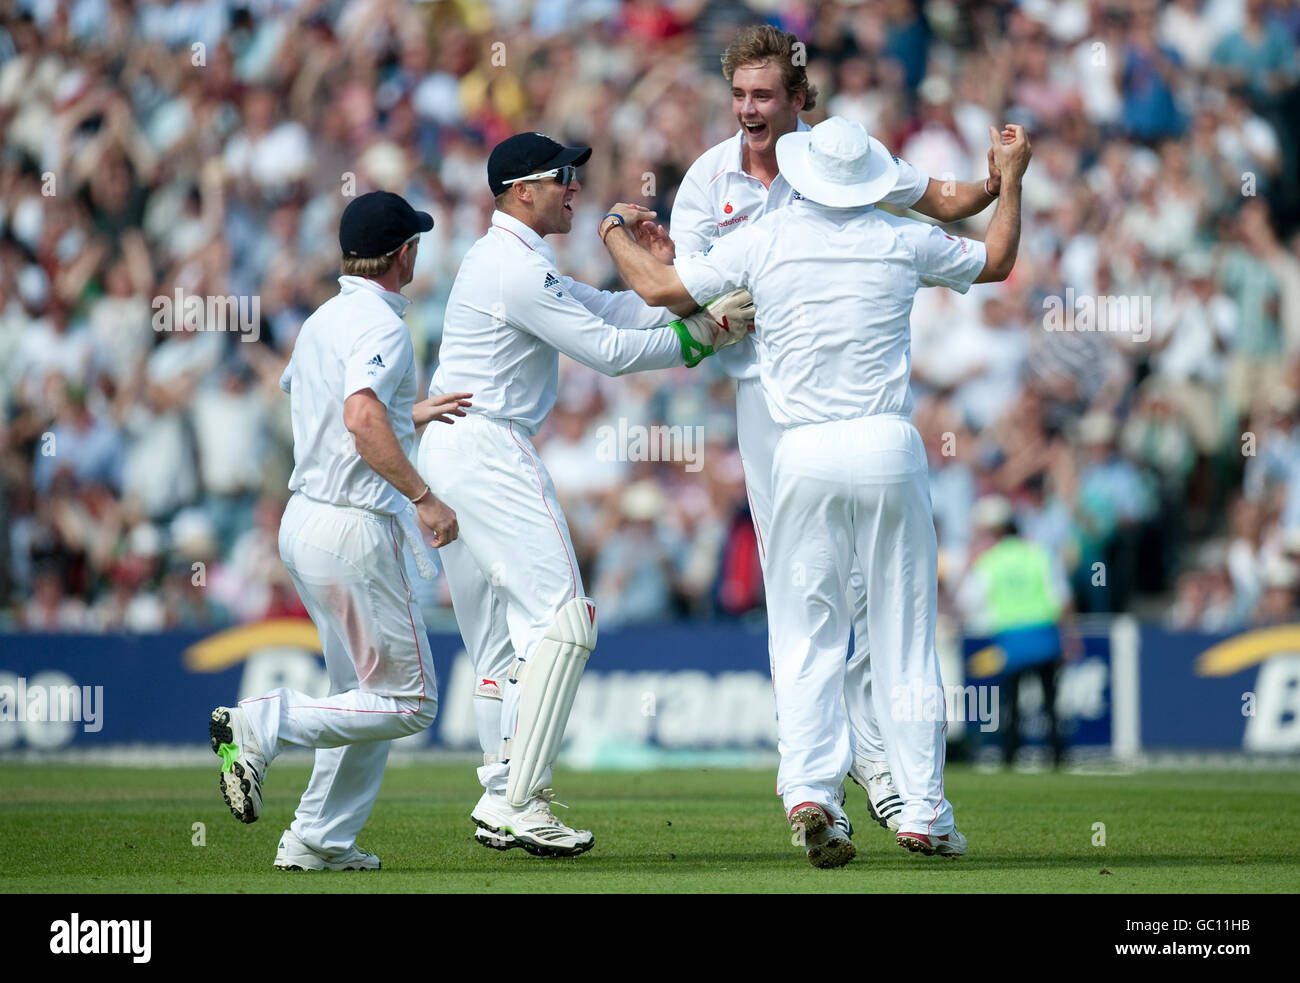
[975,125,1032,284]
[909,126,1017,223]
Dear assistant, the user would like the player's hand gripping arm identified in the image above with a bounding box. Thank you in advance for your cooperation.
[343,389,458,546]
[602,203,755,364]
[975,125,1032,283]
[601,204,695,309]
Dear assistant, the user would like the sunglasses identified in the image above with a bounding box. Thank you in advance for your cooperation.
[501,164,578,188]
[385,232,421,256]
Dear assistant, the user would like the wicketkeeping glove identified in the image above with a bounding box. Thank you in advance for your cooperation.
[668,289,756,368]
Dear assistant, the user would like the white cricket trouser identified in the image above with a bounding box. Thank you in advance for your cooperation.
[735,378,886,769]
[240,493,438,855]
[418,413,585,794]
[766,414,954,835]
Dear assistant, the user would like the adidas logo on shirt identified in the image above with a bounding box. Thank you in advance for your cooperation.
[543,272,563,297]
[365,353,385,375]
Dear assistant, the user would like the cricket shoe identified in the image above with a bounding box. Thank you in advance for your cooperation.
[274,830,380,871]
[789,801,856,870]
[470,791,519,851]
[209,706,267,823]
[897,828,968,858]
[848,760,903,832]
[471,789,594,858]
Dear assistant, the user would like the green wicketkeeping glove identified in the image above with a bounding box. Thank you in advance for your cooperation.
[669,289,756,367]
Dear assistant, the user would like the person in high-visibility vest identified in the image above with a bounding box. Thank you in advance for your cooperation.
[957,495,1080,767]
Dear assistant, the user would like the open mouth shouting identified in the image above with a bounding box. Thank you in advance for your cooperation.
[741,119,769,142]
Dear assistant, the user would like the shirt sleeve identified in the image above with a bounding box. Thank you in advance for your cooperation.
[668,163,718,256]
[508,266,684,375]
[561,277,676,331]
[278,359,292,394]
[343,319,411,406]
[879,153,931,209]
[673,227,754,306]
[904,221,988,293]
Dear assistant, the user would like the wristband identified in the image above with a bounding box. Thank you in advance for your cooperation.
[599,213,625,243]
[409,485,431,505]
[985,176,999,198]
[669,319,714,368]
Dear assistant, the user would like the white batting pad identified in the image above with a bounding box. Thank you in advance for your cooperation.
[505,596,598,807]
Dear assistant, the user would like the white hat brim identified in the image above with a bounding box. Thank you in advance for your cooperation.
[776,131,899,208]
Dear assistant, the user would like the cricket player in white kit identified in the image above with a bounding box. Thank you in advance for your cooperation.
[209,191,469,871]
[418,133,753,857]
[603,116,1032,866]
[664,25,1006,843]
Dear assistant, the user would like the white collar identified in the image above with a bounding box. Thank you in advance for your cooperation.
[491,210,556,264]
[338,276,410,318]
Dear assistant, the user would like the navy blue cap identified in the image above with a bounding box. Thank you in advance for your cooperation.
[339,191,434,259]
[488,133,592,197]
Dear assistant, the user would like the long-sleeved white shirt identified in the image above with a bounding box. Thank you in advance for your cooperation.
[430,210,684,434]
[669,121,931,380]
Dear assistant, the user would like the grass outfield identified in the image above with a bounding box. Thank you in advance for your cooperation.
[2,762,1298,893]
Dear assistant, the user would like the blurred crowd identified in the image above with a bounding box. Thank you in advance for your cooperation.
[1,0,1299,634]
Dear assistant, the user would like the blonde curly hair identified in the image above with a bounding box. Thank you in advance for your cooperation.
[721,25,819,112]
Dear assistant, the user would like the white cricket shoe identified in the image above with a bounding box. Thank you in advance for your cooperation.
[274,829,380,871]
[470,791,519,851]
[789,801,856,870]
[471,789,594,858]
[897,827,968,858]
[209,706,266,824]
[848,759,903,832]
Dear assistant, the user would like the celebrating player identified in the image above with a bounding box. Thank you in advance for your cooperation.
[664,25,1006,847]
[417,133,753,857]
[208,191,469,870]
[602,116,1032,866]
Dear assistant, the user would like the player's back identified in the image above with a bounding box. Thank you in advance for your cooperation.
[738,202,984,428]
[281,277,415,513]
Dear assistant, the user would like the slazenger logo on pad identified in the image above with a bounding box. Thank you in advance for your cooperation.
[543,272,563,297]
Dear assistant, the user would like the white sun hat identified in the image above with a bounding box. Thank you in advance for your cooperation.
[775,116,899,209]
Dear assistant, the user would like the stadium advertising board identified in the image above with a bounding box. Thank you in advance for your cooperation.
[1139,624,1300,753]
[3,620,1296,755]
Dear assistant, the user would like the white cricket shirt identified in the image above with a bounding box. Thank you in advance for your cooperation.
[280,275,417,515]
[674,200,987,428]
[430,211,684,434]
[669,121,931,380]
